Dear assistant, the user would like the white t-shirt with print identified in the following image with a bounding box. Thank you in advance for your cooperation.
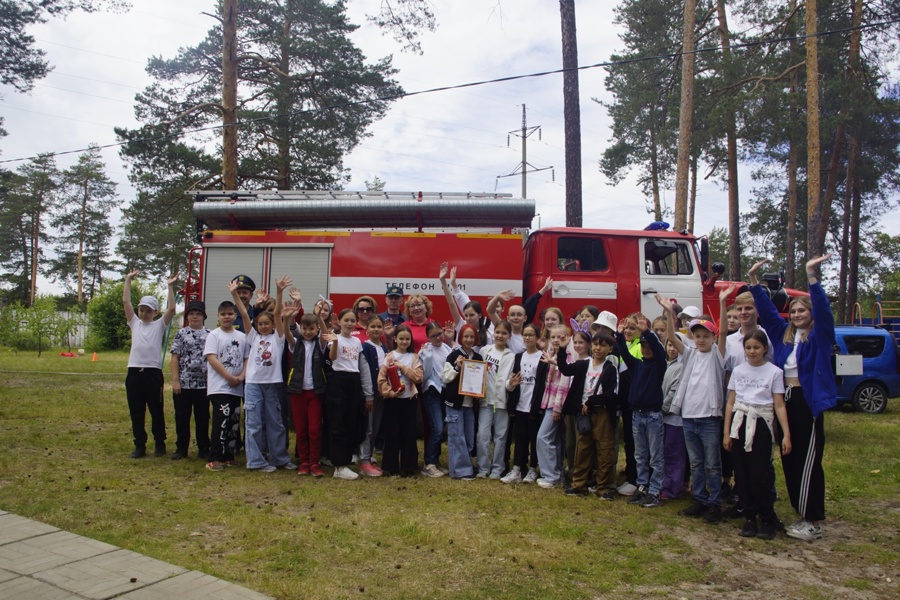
[204,328,249,396]
[515,350,542,412]
[329,335,362,372]
[246,329,285,384]
[727,361,785,407]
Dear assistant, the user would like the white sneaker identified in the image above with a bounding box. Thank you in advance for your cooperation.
[537,477,560,489]
[421,464,445,478]
[522,468,539,484]
[333,466,359,480]
[785,520,823,541]
[617,482,638,496]
[501,466,522,484]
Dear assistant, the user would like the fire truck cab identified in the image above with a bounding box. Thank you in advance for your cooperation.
[524,226,712,321]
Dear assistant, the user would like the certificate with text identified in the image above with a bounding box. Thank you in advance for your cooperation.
[458,360,487,398]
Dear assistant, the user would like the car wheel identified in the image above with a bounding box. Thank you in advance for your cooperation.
[851,382,888,414]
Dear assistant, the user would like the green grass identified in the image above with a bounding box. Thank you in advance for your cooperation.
[0,350,898,599]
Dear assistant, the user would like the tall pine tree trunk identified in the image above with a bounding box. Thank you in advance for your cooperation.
[276,15,292,190]
[222,0,239,190]
[650,126,661,221]
[848,149,861,316]
[688,153,697,233]
[717,0,741,279]
[805,0,823,258]
[838,134,858,322]
[560,0,583,226]
[673,0,697,231]
[77,180,88,305]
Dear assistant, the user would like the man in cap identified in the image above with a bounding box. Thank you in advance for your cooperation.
[379,284,407,329]
[231,274,257,332]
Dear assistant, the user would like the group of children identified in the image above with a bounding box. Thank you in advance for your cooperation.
[124,256,833,543]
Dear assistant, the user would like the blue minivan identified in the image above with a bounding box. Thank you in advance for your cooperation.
[833,325,900,414]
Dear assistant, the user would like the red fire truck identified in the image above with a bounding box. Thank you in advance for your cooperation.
[185,190,742,327]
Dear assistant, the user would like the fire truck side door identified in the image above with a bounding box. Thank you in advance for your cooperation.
[269,247,331,308]
[202,247,265,329]
[638,237,703,317]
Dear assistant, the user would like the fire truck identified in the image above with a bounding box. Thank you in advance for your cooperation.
[185,190,746,327]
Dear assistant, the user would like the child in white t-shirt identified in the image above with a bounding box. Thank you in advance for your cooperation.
[658,287,731,523]
[231,276,295,472]
[123,270,177,458]
[204,300,249,471]
[724,329,791,540]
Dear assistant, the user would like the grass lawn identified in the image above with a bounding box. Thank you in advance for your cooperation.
[0,349,897,599]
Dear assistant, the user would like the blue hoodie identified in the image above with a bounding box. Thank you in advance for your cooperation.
[750,281,837,417]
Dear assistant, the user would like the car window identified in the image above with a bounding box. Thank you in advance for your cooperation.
[557,237,608,272]
[842,335,885,358]
[643,240,693,275]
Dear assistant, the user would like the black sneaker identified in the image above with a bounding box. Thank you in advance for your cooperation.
[171,450,187,460]
[723,505,745,519]
[154,443,167,457]
[702,505,722,524]
[628,487,647,505]
[130,446,146,459]
[757,520,777,540]
[564,486,589,496]
[597,490,616,501]
[680,501,707,518]
[740,517,758,537]
[641,494,661,508]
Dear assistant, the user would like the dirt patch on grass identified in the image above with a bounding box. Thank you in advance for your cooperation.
[640,518,898,599]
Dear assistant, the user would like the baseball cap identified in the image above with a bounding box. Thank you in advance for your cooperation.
[385,284,403,297]
[231,274,256,292]
[688,318,718,336]
[185,299,207,319]
[137,296,159,311]
[591,311,617,332]
[678,305,702,320]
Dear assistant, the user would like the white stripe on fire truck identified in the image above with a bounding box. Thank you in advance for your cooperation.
[329,277,522,298]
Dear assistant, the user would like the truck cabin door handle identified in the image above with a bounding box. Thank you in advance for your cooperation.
[642,289,657,295]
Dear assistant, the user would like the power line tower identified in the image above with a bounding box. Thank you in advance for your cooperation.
[496,104,553,199]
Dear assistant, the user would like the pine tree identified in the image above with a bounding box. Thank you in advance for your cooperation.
[46,145,118,304]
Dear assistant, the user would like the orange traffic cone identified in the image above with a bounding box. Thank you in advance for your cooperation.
[92,352,98,362]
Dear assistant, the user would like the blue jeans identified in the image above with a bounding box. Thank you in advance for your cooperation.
[536,409,566,484]
[244,383,291,469]
[422,387,444,466]
[682,417,723,507]
[476,404,509,476]
[632,409,665,496]
[445,404,475,478]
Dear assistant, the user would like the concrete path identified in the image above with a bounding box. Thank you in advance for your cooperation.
[0,510,272,600]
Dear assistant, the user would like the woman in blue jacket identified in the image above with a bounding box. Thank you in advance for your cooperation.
[748,255,836,542]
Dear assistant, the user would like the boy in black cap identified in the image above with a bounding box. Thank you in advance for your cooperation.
[379,284,406,329]
[231,274,257,332]
[169,300,211,460]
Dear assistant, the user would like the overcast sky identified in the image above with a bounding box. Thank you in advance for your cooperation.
[1,0,896,294]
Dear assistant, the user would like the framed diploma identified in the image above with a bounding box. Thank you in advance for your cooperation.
[458,360,487,397]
